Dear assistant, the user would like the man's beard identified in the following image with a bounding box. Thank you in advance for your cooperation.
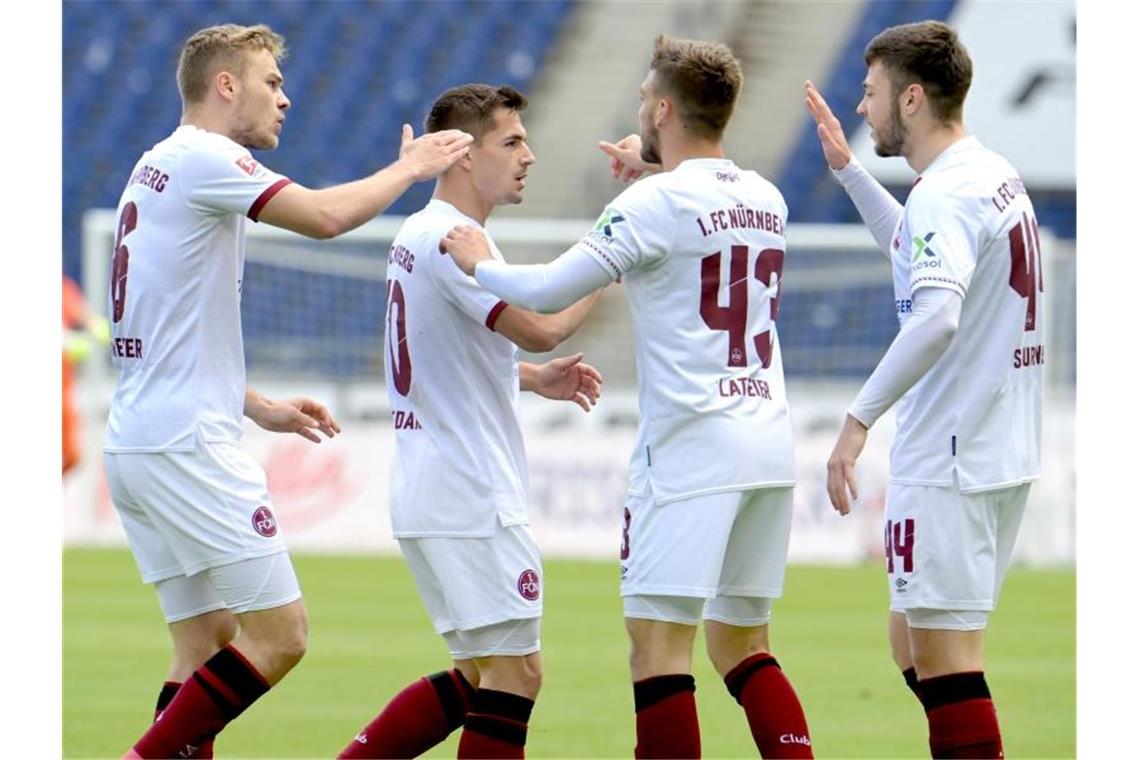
[873,100,907,157]
[640,125,662,165]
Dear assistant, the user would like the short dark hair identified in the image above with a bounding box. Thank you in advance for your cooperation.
[864,20,973,125]
[649,35,743,140]
[425,84,528,143]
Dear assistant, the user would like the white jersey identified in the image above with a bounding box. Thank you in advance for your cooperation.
[579,158,795,503]
[887,136,1043,492]
[105,126,292,452]
[385,200,529,537]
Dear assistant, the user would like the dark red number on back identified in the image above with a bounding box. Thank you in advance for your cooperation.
[700,245,785,368]
[386,279,412,396]
[1008,212,1044,331]
[110,202,138,323]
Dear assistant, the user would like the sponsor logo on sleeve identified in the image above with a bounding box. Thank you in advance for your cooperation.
[592,208,626,240]
[235,156,259,176]
[911,231,943,271]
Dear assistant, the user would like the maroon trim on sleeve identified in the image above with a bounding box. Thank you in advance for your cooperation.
[485,300,509,330]
[247,178,293,221]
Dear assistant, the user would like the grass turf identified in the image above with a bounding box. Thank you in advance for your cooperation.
[63,548,1074,758]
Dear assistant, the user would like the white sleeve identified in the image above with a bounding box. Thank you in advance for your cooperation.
[831,157,904,257]
[427,231,510,329]
[847,287,963,428]
[182,143,291,220]
[473,246,613,313]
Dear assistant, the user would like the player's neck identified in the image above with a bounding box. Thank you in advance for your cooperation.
[180,109,234,142]
[432,180,492,226]
[905,123,968,175]
[661,136,725,172]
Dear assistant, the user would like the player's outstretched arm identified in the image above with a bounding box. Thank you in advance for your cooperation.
[256,125,473,239]
[519,353,603,412]
[244,388,342,443]
[804,80,902,256]
[492,288,605,353]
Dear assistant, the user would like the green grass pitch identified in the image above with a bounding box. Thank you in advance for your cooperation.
[64,548,1074,758]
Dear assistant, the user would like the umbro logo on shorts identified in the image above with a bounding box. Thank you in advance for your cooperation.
[517,569,540,601]
[252,506,278,538]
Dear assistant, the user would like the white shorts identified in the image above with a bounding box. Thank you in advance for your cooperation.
[399,523,543,637]
[884,481,1030,615]
[154,552,302,623]
[105,441,288,584]
[620,487,793,605]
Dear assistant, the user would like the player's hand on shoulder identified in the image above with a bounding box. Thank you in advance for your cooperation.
[440,224,491,276]
[252,395,342,443]
[804,80,852,171]
[399,124,474,181]
[598,134,661,182]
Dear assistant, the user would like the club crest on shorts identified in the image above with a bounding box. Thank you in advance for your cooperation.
[252,506,278,537]
[517,569,540,601]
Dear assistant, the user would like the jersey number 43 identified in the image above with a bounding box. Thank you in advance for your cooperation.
[700,245,785,369]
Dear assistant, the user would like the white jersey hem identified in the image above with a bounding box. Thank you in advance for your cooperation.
[432,609,543,635]
[140,546,289,584]
[653,480,796,506]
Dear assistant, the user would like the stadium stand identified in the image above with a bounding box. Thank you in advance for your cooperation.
[62,0,576,283]
[777,0,1076,239]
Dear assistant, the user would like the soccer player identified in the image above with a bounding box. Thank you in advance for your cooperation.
[337,84,603,760]
[104,24,472,759]
[804,20,1044,758]
[443,37,813,759]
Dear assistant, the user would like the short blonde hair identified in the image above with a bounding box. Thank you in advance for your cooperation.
[177,24,287,105]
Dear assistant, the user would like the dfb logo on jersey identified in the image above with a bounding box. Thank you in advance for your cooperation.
[252,506,278,537]
[516,569,541,601]
[592,208,626,240]
[235,156,259,176]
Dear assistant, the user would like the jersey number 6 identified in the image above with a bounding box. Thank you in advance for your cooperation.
[700,245,785,368]
[110,202,139,323]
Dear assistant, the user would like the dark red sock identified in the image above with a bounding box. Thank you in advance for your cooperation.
[920,671,1004,759]
[154,682,215,758]
[339,669,475,758]
[131,646,269,759]
[633,674,700,759]
[902,667,922,703]
[457,688,534,759]
[723,654,812,758]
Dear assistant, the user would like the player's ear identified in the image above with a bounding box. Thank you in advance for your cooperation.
[902,82,923,117]
[655,97,671,128]
[215,70,238,103]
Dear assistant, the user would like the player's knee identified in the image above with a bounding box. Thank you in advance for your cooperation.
[519,655,543,696]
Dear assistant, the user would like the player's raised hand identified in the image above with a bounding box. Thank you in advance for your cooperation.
[826,414,868,516]
[250,395,342,443]
[598,134,661,183]
[399,124,474,181]
[440,224,493,276]
[531,353,603,412]
[804,80,853,171]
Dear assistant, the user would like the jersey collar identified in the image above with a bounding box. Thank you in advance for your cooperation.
[916,135,980,183]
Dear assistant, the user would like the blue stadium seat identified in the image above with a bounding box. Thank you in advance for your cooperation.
[64,0,579,376]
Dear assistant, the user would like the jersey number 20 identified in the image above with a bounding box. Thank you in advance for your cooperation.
[700,245,785,368]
